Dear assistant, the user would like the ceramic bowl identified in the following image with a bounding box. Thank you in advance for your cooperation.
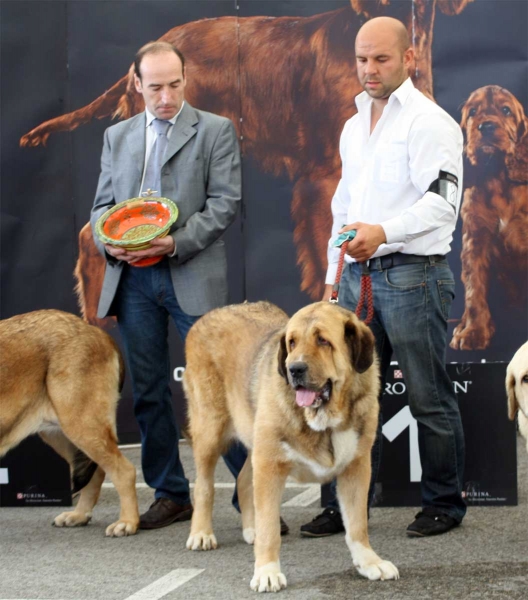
[95,197,178,267]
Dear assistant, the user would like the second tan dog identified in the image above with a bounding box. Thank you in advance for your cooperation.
[0,309,139,536]
[506,341,528,454]
[183,301,399,593]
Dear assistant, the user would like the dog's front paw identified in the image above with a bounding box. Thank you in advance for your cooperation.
[250,562,287,593]
[186,532,218,551]
[53,510,92,528]
[356,558,400,581]
[105,519,138,537]
[352,544,399,581]
[19,127,51,148]
[450,311,495,350]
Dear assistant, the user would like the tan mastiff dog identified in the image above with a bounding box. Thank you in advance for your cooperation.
[183,301,399,592]
[0,309,139,536]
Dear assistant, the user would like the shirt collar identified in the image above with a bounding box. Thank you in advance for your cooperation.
[355,77,414,113]
[145,101,185,128]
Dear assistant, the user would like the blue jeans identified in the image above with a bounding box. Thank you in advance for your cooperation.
[113,259,247,509]
[327,257,466,522]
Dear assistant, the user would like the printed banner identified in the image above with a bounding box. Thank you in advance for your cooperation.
[1,1,526,493]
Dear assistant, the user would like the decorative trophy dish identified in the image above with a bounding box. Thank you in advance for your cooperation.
[95,195,178,267]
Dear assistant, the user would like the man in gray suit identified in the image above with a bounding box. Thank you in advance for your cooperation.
[90,41,247,529]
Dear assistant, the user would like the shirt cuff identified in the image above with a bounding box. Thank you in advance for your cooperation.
[380,217,406,245]
[325,262,338,285]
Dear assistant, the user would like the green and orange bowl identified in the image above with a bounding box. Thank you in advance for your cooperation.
[95,196,178,267]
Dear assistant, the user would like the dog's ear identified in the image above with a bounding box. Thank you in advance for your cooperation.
[345,317,375,374]
[506,126,528,182]
[437,0,474,17]
[506,369,518,421]
[517,115,527,142]
[277,333,289,382]
[459,100,470,133]
[350,0,374,17]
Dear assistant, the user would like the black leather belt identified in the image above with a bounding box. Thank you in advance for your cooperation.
[365,253,446,270]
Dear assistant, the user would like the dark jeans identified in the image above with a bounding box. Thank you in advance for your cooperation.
[113,259,247,509]
[326,257,466,522]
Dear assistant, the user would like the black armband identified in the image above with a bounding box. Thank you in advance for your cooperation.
[427,170,458,212]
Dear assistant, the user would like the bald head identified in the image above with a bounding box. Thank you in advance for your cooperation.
[356,17,410,55]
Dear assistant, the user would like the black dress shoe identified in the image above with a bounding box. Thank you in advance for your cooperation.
[139,497,193,530]
[300,507,344,537]
[406,508,460,537]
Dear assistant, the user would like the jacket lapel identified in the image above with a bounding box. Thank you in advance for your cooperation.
[163,102,198,165]
[126,114,147,178]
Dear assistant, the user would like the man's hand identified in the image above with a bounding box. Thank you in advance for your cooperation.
[340,222,386,262]
[105,235,176,265]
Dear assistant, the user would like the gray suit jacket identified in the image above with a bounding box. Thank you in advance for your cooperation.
[90,103,241,318]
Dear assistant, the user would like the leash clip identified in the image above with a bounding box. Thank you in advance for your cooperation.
[329,283,339,303]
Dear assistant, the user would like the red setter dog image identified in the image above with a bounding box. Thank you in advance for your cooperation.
[20,0,472,327]
[450,86,528,351]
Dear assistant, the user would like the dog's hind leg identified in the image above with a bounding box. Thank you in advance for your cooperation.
[38,430,106,529]
[88,446,138,538]
[54,469,106,529]
[48,389,139,537]
[70,429,139,537]
[237,455,256,544]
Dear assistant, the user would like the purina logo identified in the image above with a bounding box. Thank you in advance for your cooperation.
[384,370,473,396]
[16,492,46,500]
[462,482,490,499]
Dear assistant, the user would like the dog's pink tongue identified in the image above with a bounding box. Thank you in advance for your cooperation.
[296,389,317,407]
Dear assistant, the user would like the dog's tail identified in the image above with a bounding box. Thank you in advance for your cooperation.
[71,450,99,495]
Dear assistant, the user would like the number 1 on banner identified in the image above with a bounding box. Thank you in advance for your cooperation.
[382,406,422,482]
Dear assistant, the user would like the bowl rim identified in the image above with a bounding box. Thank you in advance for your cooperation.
[95,196,178,248]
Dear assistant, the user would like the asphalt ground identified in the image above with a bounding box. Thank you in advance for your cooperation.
[0,437,526,600]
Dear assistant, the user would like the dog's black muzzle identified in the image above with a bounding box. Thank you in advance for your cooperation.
[288,361,309,387]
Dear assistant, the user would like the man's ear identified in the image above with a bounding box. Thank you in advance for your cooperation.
[345,317,375,374]
[277,333,289,382]
[134,74,142,94]
[403,46,414,71]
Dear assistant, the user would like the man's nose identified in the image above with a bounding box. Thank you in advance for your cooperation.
[364,60,377,75]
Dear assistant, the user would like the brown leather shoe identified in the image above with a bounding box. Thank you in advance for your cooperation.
[139,497,193,530]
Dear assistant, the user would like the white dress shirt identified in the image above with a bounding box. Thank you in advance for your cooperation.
[325,78,463,285]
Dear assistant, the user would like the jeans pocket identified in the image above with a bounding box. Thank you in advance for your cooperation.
[384,264,426,290]
[437,279,455,320]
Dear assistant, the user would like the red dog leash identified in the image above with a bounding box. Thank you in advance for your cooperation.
[329,240,374,325]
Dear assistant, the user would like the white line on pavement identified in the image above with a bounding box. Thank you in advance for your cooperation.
[123,569,204,600]
[282,485,321,507]
[102,482,317,489]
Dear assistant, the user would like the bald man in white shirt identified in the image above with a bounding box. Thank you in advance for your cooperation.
[301,17,466,539]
